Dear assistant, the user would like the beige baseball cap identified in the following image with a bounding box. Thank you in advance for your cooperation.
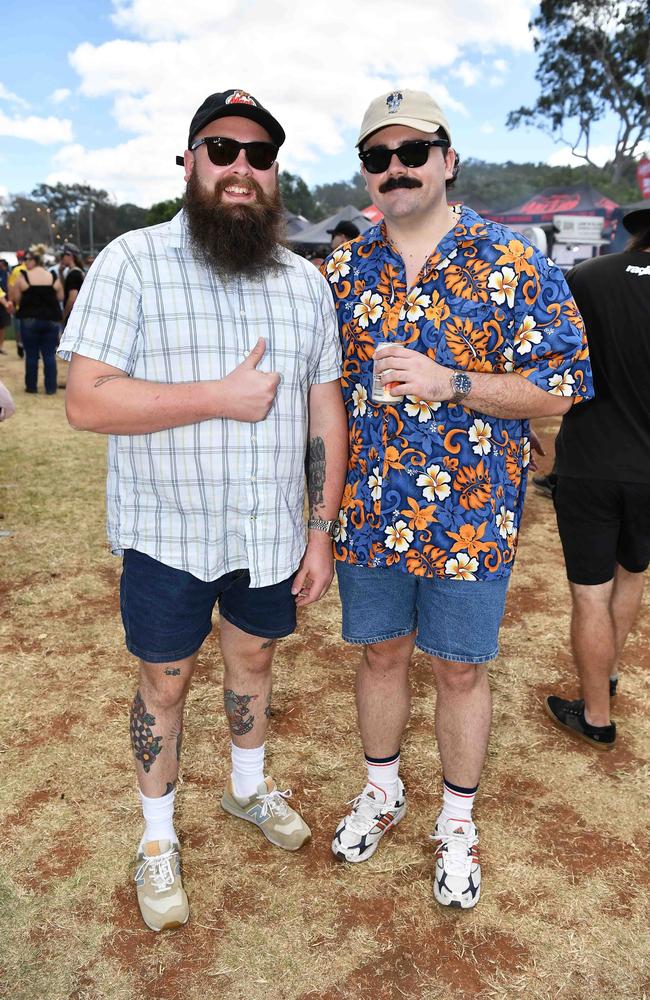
[357,89,452,148]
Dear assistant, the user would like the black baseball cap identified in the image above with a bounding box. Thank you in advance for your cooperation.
[175,89,286,166]
[622,200,650,235]
[327,220,360,240]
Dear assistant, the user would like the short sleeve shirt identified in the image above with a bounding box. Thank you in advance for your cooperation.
[58,210,342,586]
[324,206,593,582]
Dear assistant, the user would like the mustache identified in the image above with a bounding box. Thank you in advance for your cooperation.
[378,175,423,194]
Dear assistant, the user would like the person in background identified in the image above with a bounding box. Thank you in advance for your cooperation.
[328,219,360,253]
[8,251,27,358]
[545,203,650,750]
[59,244,85,328]
[12,250,63,394]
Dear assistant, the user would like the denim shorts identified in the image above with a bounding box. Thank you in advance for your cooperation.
[336,562,510,664]
[120,549,297,663]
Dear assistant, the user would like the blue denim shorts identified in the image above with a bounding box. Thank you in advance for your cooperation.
[336,562,510,664]
[120,549,297,663]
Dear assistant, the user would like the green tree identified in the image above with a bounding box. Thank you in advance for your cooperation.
[507,0,649,183]
[312,173,369,215]
[279,171,322,220]
[146,197,184,226]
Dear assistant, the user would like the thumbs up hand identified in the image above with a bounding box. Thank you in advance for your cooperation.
[217,338,280,422]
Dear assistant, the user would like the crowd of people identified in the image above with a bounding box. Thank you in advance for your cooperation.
[0,243,88,393]
[2,84,648,934]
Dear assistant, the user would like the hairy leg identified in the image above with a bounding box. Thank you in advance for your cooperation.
[219,618,276,749]
[355,634,415,758]
[130,653,197,797]
[431,659,491,789]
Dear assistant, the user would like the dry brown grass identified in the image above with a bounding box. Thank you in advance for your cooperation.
[1,349,649,1000]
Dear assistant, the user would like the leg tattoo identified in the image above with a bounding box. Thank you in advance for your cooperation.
[224,689,257,736]
[129,689,163,773]
[264,692,272,720]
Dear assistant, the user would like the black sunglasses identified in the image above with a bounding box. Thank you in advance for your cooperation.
[359,138,449,174]
[175,136,279,171]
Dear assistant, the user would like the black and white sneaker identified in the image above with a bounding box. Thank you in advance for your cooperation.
[431,817,481,909]
[332,780,406,863]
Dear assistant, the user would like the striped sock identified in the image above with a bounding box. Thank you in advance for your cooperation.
[439,777,478,828]
[365,751,400,803]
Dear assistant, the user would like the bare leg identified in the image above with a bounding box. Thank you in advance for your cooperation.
[130,653,197,797]
[431,659,491,789]
[355,634,415,758]
[219,618,275,749]
[610,564,645,672]
[569,580,616,726]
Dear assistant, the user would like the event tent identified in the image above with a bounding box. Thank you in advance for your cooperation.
[286,205,373,247]
[488,184,618,225]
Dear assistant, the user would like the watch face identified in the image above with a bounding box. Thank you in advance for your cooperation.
[453,372,472,397]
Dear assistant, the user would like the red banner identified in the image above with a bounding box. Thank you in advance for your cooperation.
[636,157,650,198]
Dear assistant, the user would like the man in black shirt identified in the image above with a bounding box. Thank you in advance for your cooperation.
[60,243,85,327]
[546,203,650,750]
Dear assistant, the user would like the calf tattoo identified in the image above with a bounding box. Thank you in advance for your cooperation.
[130,690,163,772]
[224,689,257,736]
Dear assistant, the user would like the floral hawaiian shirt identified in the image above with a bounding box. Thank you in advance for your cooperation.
[323,206,593,582]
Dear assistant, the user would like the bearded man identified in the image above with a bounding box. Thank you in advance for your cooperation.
[59,89,347,932]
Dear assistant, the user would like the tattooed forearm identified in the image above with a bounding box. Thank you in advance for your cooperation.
[129,689,163,772]
[224,689,257,736]
[94,374,128,388]
[308,435,326,510]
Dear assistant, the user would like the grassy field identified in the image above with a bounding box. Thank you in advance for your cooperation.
[1,347,649,1000]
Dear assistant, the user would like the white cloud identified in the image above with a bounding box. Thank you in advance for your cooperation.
[480,123,496,134]
[0,83,29,108]
[452,62,481,88]
[547,141,650,169]
[0,112,73,144]
[493,59,507,73]
[50,88,72,105]
[55,0,537,204]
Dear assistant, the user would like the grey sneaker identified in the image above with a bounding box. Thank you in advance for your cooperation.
[134,839,189,932]
[221,777,311,851]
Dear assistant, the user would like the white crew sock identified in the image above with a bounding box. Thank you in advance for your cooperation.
[139,787,177,850]
[439,778,477,828]
[231,742,265,798]
[365,751,401,803]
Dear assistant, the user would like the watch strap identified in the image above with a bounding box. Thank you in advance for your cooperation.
[307,517,337,536]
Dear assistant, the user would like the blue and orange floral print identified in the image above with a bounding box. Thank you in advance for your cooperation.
[323,206,593,581]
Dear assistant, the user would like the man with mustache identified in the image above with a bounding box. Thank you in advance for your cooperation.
[59,89,347,931]
[324,90,592,908]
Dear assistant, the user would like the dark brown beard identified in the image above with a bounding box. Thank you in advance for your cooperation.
[184,171,286,279]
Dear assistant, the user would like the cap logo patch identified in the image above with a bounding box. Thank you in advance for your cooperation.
[226,90,258,107]
[386,91,403,114]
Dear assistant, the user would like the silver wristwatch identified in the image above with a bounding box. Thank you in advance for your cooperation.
[449,370,472,403]
[307,517,337,537]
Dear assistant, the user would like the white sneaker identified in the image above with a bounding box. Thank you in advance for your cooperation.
[332,780,406,863]
[430,817,481,909]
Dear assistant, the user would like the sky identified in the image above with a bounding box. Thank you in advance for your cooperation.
[0,0,633,210]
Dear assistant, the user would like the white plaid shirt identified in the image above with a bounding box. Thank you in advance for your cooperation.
[59,211,342,586]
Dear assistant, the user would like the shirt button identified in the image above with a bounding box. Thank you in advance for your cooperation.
[250,434,256,442]
[250,514,257,520]
[240,310,246,318]
[243,349,250,358]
